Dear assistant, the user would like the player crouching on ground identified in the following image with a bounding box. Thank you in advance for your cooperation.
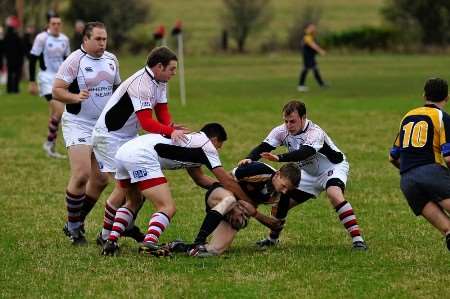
[170,162,301,257]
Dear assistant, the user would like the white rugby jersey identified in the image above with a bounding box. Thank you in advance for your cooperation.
[55,47,121,126]
[94,66,167,139]
[30,31,70,73]
[119,132,222,170]
[264,119,345,176]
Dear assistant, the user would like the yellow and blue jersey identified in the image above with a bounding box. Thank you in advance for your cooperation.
[390,104,450,173]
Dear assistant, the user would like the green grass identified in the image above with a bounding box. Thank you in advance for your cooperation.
[2,53,450,298]
[150,0,384,53]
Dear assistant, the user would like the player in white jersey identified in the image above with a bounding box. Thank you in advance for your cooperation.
[52,22,120,245]
[101,123,257,256]
[92,46,188,247]
[239,100,367,250]
[29,15,70,158]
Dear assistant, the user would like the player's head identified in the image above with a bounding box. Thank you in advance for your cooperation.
[82,21,107,58]
[272,162,301,194]
[305,23,316,34]
[147,46,178,82]
[424,78,448,103]
[75,20,85,33]
[47,14,61,36]
[282,100,307,135]
[200,123,227,150]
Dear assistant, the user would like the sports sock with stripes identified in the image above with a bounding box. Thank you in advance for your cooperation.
[101,201,118,240]
[335,200,364,243]
[144,212,170,245]
[108,207,134,242]
[47,116,59,143]
[66,191,85,231]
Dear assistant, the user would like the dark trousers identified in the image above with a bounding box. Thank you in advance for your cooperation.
[7,65,22,93]
[299,66,324,86]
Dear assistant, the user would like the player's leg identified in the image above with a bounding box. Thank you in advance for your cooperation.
[312,66,326,87]
[99,180,127,243]
[202,221,238,256]
[140,179,176,247]
[43,97,66,158]
[79,154,109,224]
[64,144,92,245]
[193,185,236,245]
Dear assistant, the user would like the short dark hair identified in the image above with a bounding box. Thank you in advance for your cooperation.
[424,78,448,102]
[47,12,60,23]
[82,21,106,39]
[200,123,227,142]
[278,163,301,188]
[282,100,306,117]
[147,46,178,68]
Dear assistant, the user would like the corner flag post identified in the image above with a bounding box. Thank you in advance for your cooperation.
[172,20,186,106]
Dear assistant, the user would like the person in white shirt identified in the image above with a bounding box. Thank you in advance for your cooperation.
[29,14,70,158]
[52,22,120,245]
[239,100,367,251]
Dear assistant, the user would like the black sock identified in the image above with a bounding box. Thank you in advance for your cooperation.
[194,210,224,245]
[80,195,97,222]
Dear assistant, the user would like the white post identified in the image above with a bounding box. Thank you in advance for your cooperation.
[177,33,186,106]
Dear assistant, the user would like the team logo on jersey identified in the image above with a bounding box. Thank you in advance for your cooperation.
[109,63,115,71]
[85,66,94,72]
[328,170,334,176]
[78,138,87,143]
[133,169,148,179]
[140,101,152,109]
[48,43,53,47]
[98,161,104,170]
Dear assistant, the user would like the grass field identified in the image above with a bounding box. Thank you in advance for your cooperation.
[150,0,384,53]
[2,52,450,298]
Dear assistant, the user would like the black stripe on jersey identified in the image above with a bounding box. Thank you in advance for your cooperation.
[234,161,275,181]
[66,78,81,114]
[318,142,344,164]
[105,91,134,132]
[442,111,450,156]
[39,53,46,71]
[154,143,213,169]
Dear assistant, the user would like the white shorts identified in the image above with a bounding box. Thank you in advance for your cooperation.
[298,160,349,197]
[92,133,134,173]
[38,71,55,97]
[114,141,164,183]
[61,113,94,147]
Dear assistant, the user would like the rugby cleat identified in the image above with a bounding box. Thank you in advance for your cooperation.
[255,237,279,251]
[67,227,87,246]
[163,239,191,253]
[96,231,107,247]
[43,141,66,159]
[188,244,216,258]
[122,225,145,243]
[63,222,85,237]
[102,240,119,256]
[138,242,172,257]
[352,240,368,251]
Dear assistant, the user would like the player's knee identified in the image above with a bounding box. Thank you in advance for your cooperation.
[212,196,237,215]
[71,170,90,187]
[94,173,109,188]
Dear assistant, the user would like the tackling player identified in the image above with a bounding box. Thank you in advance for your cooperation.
[390,78,450,251]
[101,123,258,256]
[29,14,70,158]
[92,46,188,246]
[52,22,121,245]
[239,100,367,251]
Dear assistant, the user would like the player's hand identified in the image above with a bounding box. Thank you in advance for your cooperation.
[238,158,252,166]
[171,129,189,144]
[260,152,279,162]
[28,82,38,95]
[77,89,90,102]
[171,123,190,131]
[319,49,326,55]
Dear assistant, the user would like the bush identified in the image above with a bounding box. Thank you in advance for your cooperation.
[125,24,156,54]
[323,26,396,51]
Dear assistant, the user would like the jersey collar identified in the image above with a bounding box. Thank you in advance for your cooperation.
[145,66,159,84]
[80,45,103,60]
[291,119,310,135]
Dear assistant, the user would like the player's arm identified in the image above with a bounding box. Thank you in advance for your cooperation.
[52,78,89,103]
[239,142,276,165]
[135,109,187,143]
[211,166,257,214]
[261,145,316,162]
[304,35,326,55]
[389,133,401,169]
[28,54,39,95]
[186,167,218,190]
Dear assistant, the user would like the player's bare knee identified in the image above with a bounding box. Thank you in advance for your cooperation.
[212,195,237,215]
